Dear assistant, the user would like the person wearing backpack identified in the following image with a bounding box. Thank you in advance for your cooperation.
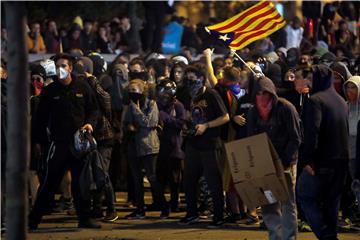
[75,57,118,222]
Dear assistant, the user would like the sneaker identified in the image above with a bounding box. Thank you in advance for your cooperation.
[207,218,225,229]
[199,210,213,219]
[160,208,170,219]
[178,215,199,225]
[338,218,352,230]
[246,215,260,225]
[78,218,101,229]
[54,197,73,212]
[103,211,119,222]
[125,210,145,220]
[298,221,312,232]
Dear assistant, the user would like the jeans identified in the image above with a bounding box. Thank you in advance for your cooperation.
[297,167,347,240]
[128,153,166,210]
[184,143,224,220]
[262,164,298,240]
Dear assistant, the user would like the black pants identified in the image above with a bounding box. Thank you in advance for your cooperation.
[29,142,91,224]
[158,156,182,209]
[128,153,166,211]
[340,168,356,219]
[297,166,347,239]
[93,146,116,213]
[184,143,224,220]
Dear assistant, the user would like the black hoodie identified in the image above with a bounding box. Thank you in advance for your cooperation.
[301,65,349,169]
[247,77,302,168]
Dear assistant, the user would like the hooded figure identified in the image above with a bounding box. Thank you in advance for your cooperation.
[247,76,301,240]
[343,76,360,164]
[88,52,107,78]
[331,61,352,97]
[30,64,47,96]
[297,64,349,240]
[249,76,301,168]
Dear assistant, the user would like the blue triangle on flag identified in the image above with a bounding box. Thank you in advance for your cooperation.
[205,27,235,46]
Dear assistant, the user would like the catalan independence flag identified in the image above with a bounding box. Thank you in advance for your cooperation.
[206,1,286,50]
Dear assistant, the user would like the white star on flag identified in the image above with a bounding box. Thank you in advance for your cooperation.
[219,34,230,42]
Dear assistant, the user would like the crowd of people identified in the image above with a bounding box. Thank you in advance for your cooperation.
[0,1,354,59]
[1,1,360,240]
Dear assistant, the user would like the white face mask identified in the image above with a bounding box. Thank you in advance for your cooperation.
[56,67,69,80]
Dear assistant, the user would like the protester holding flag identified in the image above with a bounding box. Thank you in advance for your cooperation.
[203,48,259,224]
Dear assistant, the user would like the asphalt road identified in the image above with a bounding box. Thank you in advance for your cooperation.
[5,192,360,240]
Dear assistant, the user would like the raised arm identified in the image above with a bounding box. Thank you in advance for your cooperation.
[203,48,218,87]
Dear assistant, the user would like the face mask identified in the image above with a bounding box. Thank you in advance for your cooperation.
[256,93,273,121]
[129,71,147,81]
[33,80,44,96]
[56,67,69,80]
[227,84,241,95]
[187,79,203,97]
[128,92,143,103]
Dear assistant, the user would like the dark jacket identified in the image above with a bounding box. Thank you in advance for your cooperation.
[301,65,349,170]
[158,99,186,160]
[235,93,253,139]
[34,75,98,143]
[247,77,302,168]
[214,83,241,142]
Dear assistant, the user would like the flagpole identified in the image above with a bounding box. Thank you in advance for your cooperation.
[230,49,258,76]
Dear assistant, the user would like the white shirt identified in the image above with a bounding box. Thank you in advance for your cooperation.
[285,25,304,49]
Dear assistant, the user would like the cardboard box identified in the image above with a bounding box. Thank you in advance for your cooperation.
[224,133,289,209]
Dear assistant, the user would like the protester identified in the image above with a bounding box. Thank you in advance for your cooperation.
[285,17,304,50]
[77,59,119,222]
[247,76,302,240]
[178,65,229,228]
[156,80,185,212]
[204,48,257,224]
[43,20,60,54]
[29,53,100,229]
[123,79,168,219]
[339,76,360,227]
[27,22,46,54]
[297,65,350,240]
[2,1,360,235]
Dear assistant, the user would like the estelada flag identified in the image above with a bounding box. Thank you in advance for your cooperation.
[206,1,286,50]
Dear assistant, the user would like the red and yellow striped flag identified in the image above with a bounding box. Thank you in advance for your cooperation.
[206,1,286,50]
